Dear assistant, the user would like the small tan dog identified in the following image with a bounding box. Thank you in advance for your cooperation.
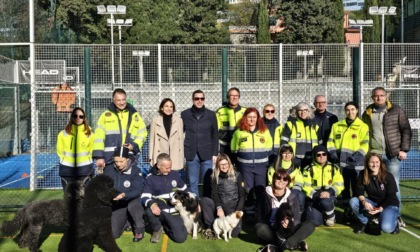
[213,211,243,242]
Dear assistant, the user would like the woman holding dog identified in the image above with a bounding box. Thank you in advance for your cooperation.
[231,107,272,208]
[256,169,315,252]
[200,154,246,239]
[349,153,400,235]
[56,107,94,190]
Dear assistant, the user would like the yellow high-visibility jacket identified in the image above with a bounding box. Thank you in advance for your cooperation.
[56,124,94,176]
[302,161,344,199]
[216,105,246,146]
[281,118,319,159]
[327,117,369,170]
[93,103,147,164]
[231,128,272,165]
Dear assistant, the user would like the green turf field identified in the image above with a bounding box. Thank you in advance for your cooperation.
[1,181,420,252]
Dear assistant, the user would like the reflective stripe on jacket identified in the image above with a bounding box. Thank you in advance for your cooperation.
[281,118,319,159]
[93,103,147,164]
[327,117,369,170]
[216,105,246,146]
[56,124,94,176]
[231,129,272,165]
[302,161,344,198]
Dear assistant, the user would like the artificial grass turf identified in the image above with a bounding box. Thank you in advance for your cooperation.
[1,203,420,252]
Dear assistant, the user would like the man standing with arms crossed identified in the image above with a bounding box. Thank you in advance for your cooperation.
[362,86,412,226]
[181,90,219,198]
[216,87,246,164]
[93,88,148,173]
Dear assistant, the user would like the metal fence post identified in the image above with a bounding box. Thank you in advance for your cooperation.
[84,47,92,126]
[222,48,228,105]
[352,46,360,110]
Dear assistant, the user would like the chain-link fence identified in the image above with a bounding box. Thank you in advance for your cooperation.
[0,43,419,208]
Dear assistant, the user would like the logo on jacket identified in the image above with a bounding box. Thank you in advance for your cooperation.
[105,112,112,117]
[171,180,177,187]
[260,137,265,144]
[124,180,131,188]
[328,179,332,185]
[352,134,357,139]
[135,115,139,121]
[296,132,301,138]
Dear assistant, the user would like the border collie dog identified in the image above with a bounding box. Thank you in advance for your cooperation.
[171,190,201,239]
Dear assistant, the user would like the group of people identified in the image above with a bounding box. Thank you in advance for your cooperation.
[54,86,411,251]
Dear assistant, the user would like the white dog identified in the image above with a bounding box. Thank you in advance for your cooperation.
[213,211,243,242]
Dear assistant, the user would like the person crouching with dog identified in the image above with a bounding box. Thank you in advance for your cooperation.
[255,169,315,252]
[200,154,246,239]
[104,146,145,242]
[141,153,188,243]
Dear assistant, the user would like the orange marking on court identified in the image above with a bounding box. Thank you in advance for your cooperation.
[161,234,168,252]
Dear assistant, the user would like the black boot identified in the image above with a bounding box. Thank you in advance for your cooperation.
[354,222,366,234]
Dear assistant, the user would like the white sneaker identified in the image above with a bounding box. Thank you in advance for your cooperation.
[398,216,406,227]
[325,217,336,227]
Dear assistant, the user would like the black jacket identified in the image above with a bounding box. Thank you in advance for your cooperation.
[104,156,144,208]
[313,110,338,147]
[211,171,246,215]
[181,106,218,161]
[354,172,399,209]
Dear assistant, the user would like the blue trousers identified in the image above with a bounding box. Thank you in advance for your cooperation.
[186,154,213,198]
[349,197,399,233]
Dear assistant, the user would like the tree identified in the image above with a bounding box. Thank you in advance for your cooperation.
[257,0,270,44]
[275,0,344,43]
[227,0,258,27]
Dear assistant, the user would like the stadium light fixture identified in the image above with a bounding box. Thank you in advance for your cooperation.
[369,6,397,84]
[107,18,133,86]
[348,19,374,43]
[97,5,127,89]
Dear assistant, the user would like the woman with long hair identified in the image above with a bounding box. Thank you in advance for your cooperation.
[200,154,246,238]
[256,169,315,252]
[149,98,184,177]
[231,107,272,208]
[56,107,94,190]
[350,153,400,234]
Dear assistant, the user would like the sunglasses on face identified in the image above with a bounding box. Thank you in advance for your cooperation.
[193,97,205,101]
[316,152,327,157]
[72,114,84,119]
[275,176,289,182]
[265,110,275,114]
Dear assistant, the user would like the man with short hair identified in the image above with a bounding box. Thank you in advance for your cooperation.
[181,90,218,198]
[312,95,338,147]
[93,88,147,173]
[104,146,145,242]
[362,86,411,222]
[141,153,188,243]
[216,87,246,163]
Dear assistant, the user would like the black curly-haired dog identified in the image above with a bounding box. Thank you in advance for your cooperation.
[274,202,295,239]
[58,175,121,252]
[1,180,85,252]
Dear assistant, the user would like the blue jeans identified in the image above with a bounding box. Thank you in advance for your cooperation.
[186,154,213,198]
[349,197,399,233]
[381,154,402,213]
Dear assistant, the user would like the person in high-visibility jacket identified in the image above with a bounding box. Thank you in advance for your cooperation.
[327,102,369,207]
[216,87,246,163]
[302,145,344,227]
[262,104,281,163]
[267,144,305,213]
[281,102,319,170]
[56,107,94,190]
[231,107,272,208]
[93,88,147,173]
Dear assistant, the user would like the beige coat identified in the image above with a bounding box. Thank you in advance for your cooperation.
[149,114,184,170]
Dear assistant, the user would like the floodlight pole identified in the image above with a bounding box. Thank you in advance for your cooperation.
[110,13,115,89]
